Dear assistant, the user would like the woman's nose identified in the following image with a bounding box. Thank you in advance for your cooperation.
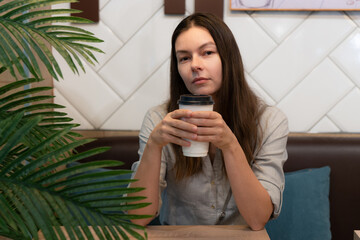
[191,55,203,71]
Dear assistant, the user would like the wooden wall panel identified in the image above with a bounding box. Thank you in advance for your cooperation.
[195,0,224,19]
[165,0,185,14]
[71,0,99,22]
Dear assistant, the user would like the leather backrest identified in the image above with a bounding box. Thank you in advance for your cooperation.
[285,135,360,240]
[75,134,360,239]
[76,136,139,170]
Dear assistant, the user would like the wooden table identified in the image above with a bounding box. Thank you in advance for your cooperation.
[36,225,270,240]
[139,225,270,240]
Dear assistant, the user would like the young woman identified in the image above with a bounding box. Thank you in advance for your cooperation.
[128,13,288,230]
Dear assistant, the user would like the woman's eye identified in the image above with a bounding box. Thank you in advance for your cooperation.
[204,51,214,56]
[179,56,190,63]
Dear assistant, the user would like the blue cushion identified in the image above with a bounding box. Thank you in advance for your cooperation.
[265,166,331,240]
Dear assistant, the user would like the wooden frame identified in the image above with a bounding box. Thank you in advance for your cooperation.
[230,0,360,11]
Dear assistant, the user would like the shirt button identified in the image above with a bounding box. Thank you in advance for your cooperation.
[211,205,215,209]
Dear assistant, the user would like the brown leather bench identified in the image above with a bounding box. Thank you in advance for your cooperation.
[76,134,360,240]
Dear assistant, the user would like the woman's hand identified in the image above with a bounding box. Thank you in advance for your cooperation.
[149,109,198,148]
[182,111,237,150]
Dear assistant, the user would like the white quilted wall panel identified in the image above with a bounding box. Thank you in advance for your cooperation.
[53,0,360,132]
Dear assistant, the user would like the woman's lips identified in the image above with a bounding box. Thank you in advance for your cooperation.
[193,77,208,85]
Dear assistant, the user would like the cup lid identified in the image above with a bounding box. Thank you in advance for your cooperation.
[178,94,214,105]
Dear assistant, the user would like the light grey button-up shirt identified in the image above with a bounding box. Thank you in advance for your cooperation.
[132,103,289,225]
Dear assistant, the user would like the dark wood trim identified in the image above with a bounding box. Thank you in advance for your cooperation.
[165,0,185,15]
[71,0,99,22]
[195,0,224,19]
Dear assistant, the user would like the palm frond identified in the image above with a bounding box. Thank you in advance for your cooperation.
[0,66,7,74]
[0,1,149,238]
[38,24,95,35]
[0,86,53,105]
[0,77,39,94]
[0,79,83,168]
[0,0,103,80]
[0,80,149,240]
[12,9,82,22]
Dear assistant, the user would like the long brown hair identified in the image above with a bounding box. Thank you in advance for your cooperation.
[168,13,265,180]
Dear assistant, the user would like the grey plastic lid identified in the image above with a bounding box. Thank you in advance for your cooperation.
[178,94,214,105]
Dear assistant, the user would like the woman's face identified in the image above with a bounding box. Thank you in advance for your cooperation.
[175,26,222,96]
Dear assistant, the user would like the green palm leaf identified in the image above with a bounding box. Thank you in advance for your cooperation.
[0,66,7,74]
[0,1,150,239]
[0,0,103,80]
[0,85,149,240]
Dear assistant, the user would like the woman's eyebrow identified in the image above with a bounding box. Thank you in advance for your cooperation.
[199,42,216,49]
[176,49,189,55]
[176,42,216,55]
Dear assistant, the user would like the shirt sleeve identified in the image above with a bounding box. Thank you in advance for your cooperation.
[251,106,289,219]
[131,106,168,213]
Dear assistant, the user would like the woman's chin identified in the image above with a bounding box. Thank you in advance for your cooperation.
[189,88,215,96]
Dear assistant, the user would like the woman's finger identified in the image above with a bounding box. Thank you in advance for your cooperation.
[164,110,198,133]
[166,134,192,147]
[181,111,221,126]
[182,118,214,127]
[190,111,219,119]
[170,109,193,119]
[164,124,198,141]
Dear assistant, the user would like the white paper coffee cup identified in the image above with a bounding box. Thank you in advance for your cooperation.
[178,95,214,157]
